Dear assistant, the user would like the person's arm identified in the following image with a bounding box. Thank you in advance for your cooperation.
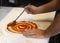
[25,0,60,14]
[23,11,60,38]
[45,10,60,37]
[38,0,60,13]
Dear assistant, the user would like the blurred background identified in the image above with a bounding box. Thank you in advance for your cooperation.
[0,0,51,7]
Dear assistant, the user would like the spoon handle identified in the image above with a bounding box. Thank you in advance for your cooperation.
[15,8,25,21]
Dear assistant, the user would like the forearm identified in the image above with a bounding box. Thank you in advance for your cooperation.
[38,0,59,13]
[45,11,60,37]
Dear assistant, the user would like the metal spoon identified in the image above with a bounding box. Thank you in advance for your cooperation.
[7,8,25,26]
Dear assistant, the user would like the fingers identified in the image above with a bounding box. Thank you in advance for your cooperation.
[25,5,34,14]
[25,5,39,14]
[25,7,32,14]
[23,29,47,38]
[23,29,39,38]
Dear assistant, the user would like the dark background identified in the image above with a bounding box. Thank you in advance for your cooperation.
[1,0,50,7]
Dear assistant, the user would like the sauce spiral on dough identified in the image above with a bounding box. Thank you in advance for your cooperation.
[7,21,38,33]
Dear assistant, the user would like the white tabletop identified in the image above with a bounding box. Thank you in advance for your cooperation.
[0,7,13,21]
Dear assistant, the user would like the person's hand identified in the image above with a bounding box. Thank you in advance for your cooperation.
[25,5,40,14]
[23,29,47,38]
